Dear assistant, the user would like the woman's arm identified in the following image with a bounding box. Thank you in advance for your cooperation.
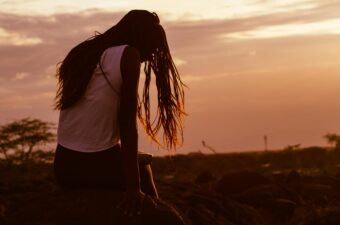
[119,46,143,215]
[120,46,140,190]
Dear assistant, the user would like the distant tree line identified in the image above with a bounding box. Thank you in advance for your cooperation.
[324,133,340,151]
[0,118,55,165]
[1,117,340,165]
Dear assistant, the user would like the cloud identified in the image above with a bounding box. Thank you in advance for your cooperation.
[173,57,187,66]
[0,1,339,81]
[11,72,30,81]
[0,11,124,77]
[224,18,340,40]
[0,28,42,46]
[0,2,339,153]
[0,0,329,23]
[182,73,235,83]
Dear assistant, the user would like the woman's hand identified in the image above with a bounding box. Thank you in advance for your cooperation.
[117,189,157,216]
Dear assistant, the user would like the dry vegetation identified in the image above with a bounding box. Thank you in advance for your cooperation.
[1,147,340,225]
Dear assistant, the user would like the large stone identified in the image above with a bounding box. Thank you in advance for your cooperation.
[295,184,334,204]
[234,184,301,204]
[233,184,300,221]
[187,191,264,225]
[215,171,272,196]
[195,171,215,185]
[4,189,187,225]
[302,210,340,225]
[286,170,301,185]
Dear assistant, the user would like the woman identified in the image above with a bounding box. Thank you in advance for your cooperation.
[53,10,185,216]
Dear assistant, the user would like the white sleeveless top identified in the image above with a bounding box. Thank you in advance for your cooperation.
[57,45,128,152]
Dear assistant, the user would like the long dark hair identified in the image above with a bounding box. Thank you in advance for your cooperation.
[55,10,185,150]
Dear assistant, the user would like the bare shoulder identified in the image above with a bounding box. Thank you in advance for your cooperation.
[121,46,141,80]
[121,46,140,65]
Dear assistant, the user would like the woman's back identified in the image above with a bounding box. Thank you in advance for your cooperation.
[57,45,127,152]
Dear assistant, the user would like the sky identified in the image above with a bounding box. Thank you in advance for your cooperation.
[0,0,340,155]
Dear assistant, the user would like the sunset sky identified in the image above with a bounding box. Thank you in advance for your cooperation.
[1,0,340,155]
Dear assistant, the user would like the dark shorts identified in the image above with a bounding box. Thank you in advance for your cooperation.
[54,144,126,190]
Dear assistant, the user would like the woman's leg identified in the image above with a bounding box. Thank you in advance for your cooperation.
[138,152,159,197]
[54,144,158,195]
[54,144,125,190]
[139,163,159,198]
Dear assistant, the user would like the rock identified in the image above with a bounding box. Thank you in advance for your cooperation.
[195,171,215,185]
[0,202,5,218]
[185,191,264,225]
[220,197,264,225]
[331,176,340,192]
[5,189,187,225]
[297,184,334,203]
[302,210,340,225]
[268,198,297,221]
[286,170,301,185]
[336,171,340,180]
[188,193,226,213]
[188,204,234,225]
[302,175,336,186]
[233,184,301,215]
[215,171,272,196]
[236,184,301,202]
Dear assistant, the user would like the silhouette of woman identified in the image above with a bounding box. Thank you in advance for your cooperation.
[53,10,185,215]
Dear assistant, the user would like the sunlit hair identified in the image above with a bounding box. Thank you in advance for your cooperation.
[55,10,185,150]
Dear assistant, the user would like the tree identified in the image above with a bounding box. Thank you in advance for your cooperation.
[0,131,14,160]
[0,118,55,163]
[324,133,340,150]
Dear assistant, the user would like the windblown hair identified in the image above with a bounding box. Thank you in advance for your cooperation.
[55,10,185,150]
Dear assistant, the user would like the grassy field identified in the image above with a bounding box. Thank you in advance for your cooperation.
[1,146,340,225]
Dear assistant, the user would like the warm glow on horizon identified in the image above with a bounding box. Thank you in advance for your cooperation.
[1,0,340,155]
[225,19,340,40]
